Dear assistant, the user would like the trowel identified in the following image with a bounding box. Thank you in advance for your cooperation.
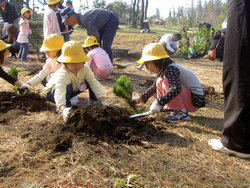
[129,111,150,118]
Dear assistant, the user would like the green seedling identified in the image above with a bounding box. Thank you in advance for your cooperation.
[114,173,140,187]
[113,75,138,113]
[32,38,42,60]
[8,66,19,94]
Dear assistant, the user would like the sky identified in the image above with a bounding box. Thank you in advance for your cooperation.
[35,0,228,19]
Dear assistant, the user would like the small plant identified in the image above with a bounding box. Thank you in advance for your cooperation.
[192,25,213,54]
[113,75,138,113]
[18,182,43,188]
[8,66,19,94]
[7,65,18,79]
[114,173,140,187]
[32,38,42,60]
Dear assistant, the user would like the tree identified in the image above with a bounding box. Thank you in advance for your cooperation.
[140,0,144,29]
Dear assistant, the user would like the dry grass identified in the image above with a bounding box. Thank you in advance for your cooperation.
[0,27,249,188]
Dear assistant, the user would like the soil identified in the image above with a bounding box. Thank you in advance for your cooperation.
[0,38,226,187]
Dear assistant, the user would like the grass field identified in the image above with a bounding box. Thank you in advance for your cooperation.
[0,26,249,188]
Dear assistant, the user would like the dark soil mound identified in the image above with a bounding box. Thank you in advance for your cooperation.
[64,105,159,145]
[0,91,54,112]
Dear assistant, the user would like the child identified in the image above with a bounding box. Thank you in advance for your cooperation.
[82,36,113,79]
[0,40,31,91]
[17,8,32,61]
[43,0,61,38]
[132,43,206,123]
[27,34,64,87]
[44,41,110,122]
[0,24,20,58]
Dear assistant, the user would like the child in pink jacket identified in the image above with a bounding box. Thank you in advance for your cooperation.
[82,36,113,79]
[17,8,32,61]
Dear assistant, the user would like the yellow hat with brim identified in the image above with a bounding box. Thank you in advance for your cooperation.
[0,40,11,51]
[82,36,99,48]
[57,41,90,63]
[21,8,32,15]
[40,34,64,51]
[48,0,60,5]
[138,43,169,64]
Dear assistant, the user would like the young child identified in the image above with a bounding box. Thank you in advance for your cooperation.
[0,24,20,58]
[0,40,31,91]
[43,0,61,38]
[17,8,32,61]
[27,34,64,87]
[82,36,113,79]
[132,43,206,123]
[44,41,110,122]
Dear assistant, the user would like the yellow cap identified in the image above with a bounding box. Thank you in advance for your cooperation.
[21,8,32,15]
[82,36,99,48]
[48,0,60,5]
[138,43,169,64]
[40,34,64,52]
[0,40,11,51]
[57,41,90,63]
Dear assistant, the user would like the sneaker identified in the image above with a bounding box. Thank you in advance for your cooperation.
[208,139,250,158]
[70,96,79,105]
[164,110,190,123]
[88,100,101,107]
[23,58,31,61]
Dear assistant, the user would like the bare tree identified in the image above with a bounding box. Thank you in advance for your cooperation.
[144,0,148,20]
[131,0,137,27]
[140,0,144,29]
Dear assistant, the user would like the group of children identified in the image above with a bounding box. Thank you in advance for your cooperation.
[0,6,206,123]
[0,30,206,123]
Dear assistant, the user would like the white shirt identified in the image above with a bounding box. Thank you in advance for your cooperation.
[159,34,178,53]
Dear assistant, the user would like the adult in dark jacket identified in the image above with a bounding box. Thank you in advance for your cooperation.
[60,7,119,62]
[208,30,225,61]
[0,0,19,36]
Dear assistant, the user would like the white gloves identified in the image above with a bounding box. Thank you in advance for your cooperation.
[20,83,32,91]
[149,101,161,114]
[100,101,110,107]
[63,107,71,122]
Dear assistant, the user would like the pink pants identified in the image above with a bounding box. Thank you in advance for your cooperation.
[156,77,199,112]
[90,63,113,79]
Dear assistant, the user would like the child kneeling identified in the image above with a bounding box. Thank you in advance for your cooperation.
[132,43,206,123]
[82,36,113,79]
[44,41,110,122]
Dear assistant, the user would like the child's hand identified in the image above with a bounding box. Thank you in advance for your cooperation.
[20,83,32,90]
[100,101,110,107]
[29,29,32,34]
[63,107,71,122]
[132,97,141,104]
[149,101,161,114]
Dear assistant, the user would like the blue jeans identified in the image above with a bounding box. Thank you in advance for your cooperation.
[46,80,97,107]
[99,12,119,62]
[18,43,29,61]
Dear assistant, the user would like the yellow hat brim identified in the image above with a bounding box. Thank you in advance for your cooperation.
[138,54,170,64]
[40,45,62,52]
[57,55,90,63]
[82,43,99,48]
[0,43,11,51]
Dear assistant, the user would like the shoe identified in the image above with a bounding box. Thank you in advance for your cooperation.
[8,53,16,58]
[70,96,79,105]
[208,139,250,158]
[164,110,190,123]
[88,100,101,107]
[23,58,31,61]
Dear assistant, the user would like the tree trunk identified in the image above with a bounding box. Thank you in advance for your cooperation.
[134,0,140,26]
[132,0,136,27]
[144,0,148,20]
[140,0,144,30]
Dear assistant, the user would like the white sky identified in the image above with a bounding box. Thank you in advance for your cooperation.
[35,0,228,19]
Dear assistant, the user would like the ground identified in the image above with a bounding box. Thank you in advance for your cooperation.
[0,28,249,187]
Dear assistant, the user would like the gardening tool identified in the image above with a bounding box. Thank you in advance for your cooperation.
[122,61,139,67]
[129,111,150,118]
